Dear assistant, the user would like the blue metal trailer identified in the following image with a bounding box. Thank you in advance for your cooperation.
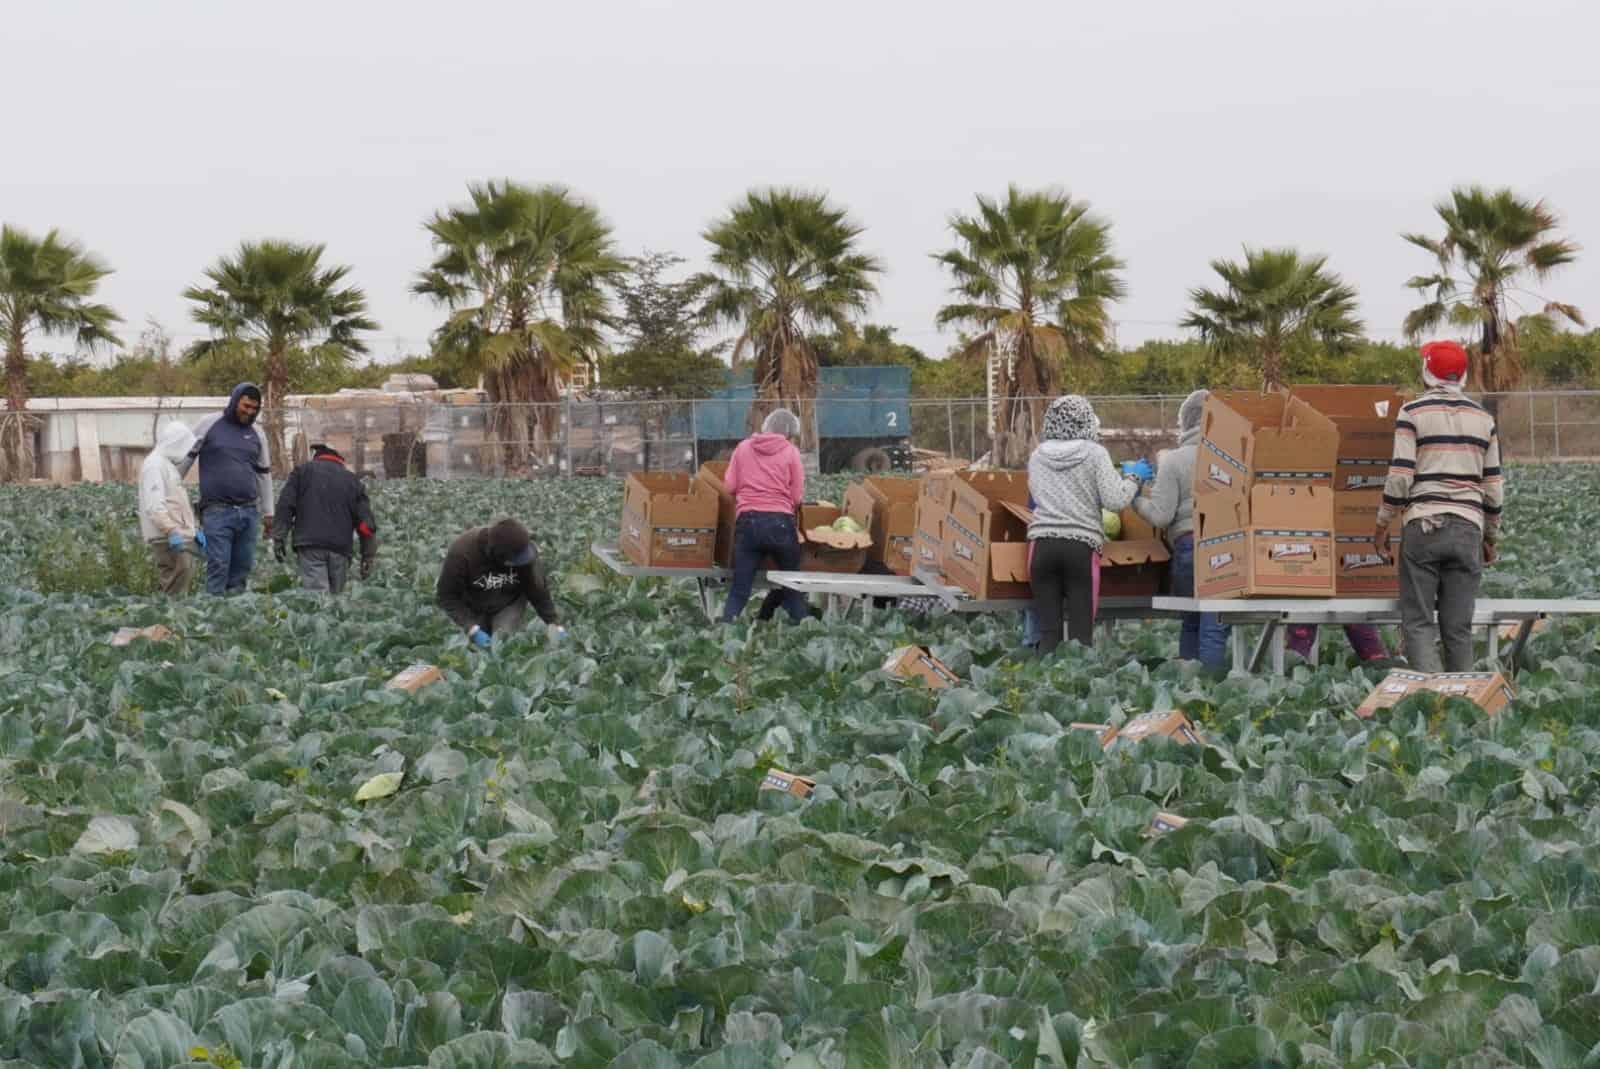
[695,366,912,472]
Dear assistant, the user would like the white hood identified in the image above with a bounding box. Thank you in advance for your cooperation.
[1034,439,1096,472]
[156,421,196,462]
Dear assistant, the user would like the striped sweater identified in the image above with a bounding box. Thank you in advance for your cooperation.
[1376,388,1504,543]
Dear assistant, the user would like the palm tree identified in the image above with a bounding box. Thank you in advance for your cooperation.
[934,187,1125,465]
[184,240,376,469]
[0,225,122,479]
[1183,247,1363,390]
[697,188,882,450]
[416,181,624,471]
[1403,186,1583,398]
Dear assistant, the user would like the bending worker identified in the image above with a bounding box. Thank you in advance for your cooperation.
[437,518,564,649]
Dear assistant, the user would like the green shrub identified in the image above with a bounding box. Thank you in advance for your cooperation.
[30,516,161,595]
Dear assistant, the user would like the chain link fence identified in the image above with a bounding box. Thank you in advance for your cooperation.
[19,390,1600,483]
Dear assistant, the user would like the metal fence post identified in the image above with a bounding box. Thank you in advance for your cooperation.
[563,396,573,478]
[1553,392,1561,460]
[1528,391,1536,462]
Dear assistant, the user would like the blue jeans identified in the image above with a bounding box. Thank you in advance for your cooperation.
[1022,609,1040,649]
[201,503,260,596]
[1169,534,1229,670]
[722,512,807,623]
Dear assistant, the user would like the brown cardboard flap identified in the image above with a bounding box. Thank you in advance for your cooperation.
[989,541,1031,582]
[760,769,816,799]
[843,483,876,527]
[1101,539,1170,566]
[1250,482,1333,529]
[111,624,173,647]
[1001,502,1035,525]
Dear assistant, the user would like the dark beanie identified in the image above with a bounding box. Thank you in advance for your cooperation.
[486,519,534,566]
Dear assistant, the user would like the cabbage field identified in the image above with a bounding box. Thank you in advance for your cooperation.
[4,468,1600,1068]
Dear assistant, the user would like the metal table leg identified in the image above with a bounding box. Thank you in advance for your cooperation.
[1248,620,1280,674]
[696,579,714,622]
[1309,626,1322,667]
[1487,623,1499,663]
[1231,627,1247,674]
[1504,618,1537,676]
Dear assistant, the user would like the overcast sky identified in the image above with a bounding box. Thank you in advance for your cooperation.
[8,0,1598,362]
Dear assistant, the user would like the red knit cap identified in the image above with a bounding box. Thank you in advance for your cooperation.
[1421,340,1469,382]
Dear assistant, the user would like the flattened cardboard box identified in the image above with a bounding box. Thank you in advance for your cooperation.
[1105,710,1205,748]
[387,664,444,693]
[760,769,816,799]
[882,645,960,689]
[620,472,718,568]
[941,471,1032,600]
[111,624,173,647]
[1292,385,1405,491]
[1355,669,1515,718]
[1195,482,1336,599]
[1146,811,1189,836]
[1196,391,1339,503]
[845,476,920,575]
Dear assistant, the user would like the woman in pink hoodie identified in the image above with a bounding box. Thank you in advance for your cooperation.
[721,409,809,623]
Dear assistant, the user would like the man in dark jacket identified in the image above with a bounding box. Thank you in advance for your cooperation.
[178,382,274,595]
[272,444,379,593]
[436,518,563,649]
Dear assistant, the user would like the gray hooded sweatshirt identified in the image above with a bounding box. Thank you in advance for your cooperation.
[1133,389,1208,543]
[1027,440,1140,548]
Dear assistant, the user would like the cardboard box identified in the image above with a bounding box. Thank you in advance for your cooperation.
[620,472,719,568]
[882,645,960,689]
[1068,722,1114,741]
[845,476,920,575]
[797,503,873,573]
[1146,812,1189,836]
[1106,710,1206,747]
[941,471,1032,600]
[1293,385,1405,491]
[760,769,816,799]
[697,461,739,568]
[1355,669,1515,718]
[111,624,173,647]
[1331,489,1399,595]
[1195,391,1339,502]
[386,664,444,693]
[913,473,955,578]
[1007,499,1171,597]
[1195,483,1336,599]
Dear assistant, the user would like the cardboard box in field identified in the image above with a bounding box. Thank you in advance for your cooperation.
[1146,811,1190,836]
[1195,391,1339,502]
[760,768,816,799]
[1331,489,1399,595]
[844,476,920,575]
[1106,710,1206,747]
[941,471,1032,600]
[1355,669,1515,718]
[797,503,873,573]
[1293,385,1405,491]
[386,664,443,693]
[882,645,960,689]
[111,624,173,647]
[619,472,719,568]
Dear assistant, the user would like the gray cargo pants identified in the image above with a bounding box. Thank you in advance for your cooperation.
[1398,516,1484,673]
[149,540,195,595]
[297,548,351,594]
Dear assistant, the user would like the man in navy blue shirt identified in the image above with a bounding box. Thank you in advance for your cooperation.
[179,382,275,595]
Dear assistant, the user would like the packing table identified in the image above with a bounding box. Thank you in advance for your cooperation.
[590,542,769,621]
[1152,596,1600,675]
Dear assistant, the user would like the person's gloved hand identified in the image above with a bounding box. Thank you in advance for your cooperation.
[167,531,185,551]
[359,555,375,580]
[551,625,568,641]
[1122,458,1154,483]
[470,629,492,650]
[194,529,207,550]
[359,533,379,580]
[273,539,287,563]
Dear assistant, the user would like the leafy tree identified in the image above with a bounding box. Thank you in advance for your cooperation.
[1403,186,1583,395]
[1182,246,1363,390]
[934,186,1125,464]
[415,181,625,468]
[600,252,727,398]
[815,323,926,368]
[184,239,376,467]
[696,188,882,448]
[0,225,121,478]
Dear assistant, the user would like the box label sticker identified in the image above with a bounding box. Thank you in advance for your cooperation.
[1208,551,1236,570]
[1270,542,1314,561]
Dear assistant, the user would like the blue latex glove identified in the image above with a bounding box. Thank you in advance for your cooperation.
[551,625,568,641]
[1122,459,1154,482]
[167,531,185,550]
[194,529,207,550]
[470,629,492,650]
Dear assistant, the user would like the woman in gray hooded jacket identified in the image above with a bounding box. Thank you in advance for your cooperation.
[1027,395,1142,653]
